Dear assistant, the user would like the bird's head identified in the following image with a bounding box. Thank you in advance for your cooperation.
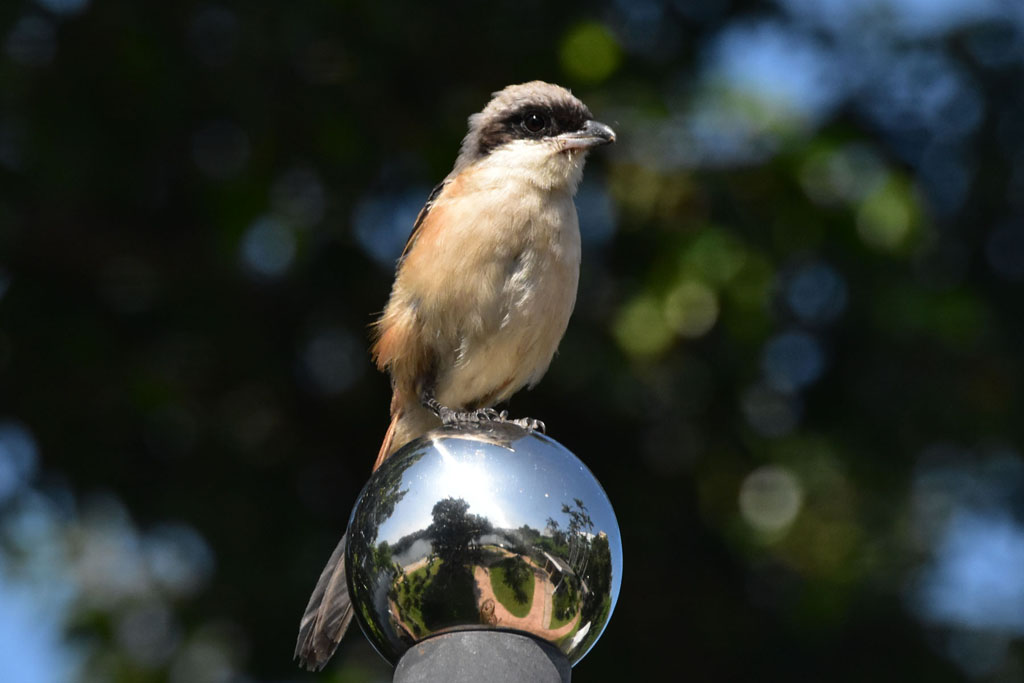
[454,81,616,192]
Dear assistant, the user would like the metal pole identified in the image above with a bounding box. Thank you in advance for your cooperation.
[393,631,571,683]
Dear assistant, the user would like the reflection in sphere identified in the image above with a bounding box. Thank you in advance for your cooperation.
[345,423,622,666]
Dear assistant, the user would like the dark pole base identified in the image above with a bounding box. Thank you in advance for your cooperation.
[393,631,571,683]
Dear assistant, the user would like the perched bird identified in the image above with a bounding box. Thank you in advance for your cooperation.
[294,81,615,671]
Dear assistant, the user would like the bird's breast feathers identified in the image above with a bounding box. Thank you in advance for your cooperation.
[389,163,581,407]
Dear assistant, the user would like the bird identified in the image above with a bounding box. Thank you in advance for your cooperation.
[294,81,615,671]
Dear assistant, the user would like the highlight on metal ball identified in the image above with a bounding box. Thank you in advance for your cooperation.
[344,422,622,666]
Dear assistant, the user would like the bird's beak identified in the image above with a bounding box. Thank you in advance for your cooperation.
[558,120,616,151]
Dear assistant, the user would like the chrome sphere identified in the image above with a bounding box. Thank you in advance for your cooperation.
[345,422,622,667]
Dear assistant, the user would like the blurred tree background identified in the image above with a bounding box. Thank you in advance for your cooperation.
[2,0,1024,681]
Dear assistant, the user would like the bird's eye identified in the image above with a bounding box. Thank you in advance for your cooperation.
[523,112,548,134]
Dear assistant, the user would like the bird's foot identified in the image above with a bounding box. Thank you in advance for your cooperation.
[422,392,544,433]
[438,406,502,427]
[432,404,545,434]
[422,393,469,424]
[515,417,546,434]
[499,411,546,434]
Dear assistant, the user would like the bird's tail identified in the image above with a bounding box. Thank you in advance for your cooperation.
[373,399,440,471]
[373,410,401,471]
[295,400,438,670]
[294,534,354,671]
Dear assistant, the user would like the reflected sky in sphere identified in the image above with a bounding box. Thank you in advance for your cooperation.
[371,431,620,545]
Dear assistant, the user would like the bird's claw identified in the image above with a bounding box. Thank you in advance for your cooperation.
[494,410,546,434]
[437,406,460,426]
[437,406,544,434]
[439,406,501,427]
[509,416,546,433]
[475,408,503,422]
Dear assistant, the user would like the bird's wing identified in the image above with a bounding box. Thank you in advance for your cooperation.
[398,180,448,265]
[294,534,355,671]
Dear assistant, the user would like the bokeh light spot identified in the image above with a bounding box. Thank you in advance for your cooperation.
[271,166,326,230]
[785,262,847,326]
[799,144,887,206]
[739,465,804,535]
[682,229,747,285]
[116,601,181,668]
[943,630,1014,680]
[612,0,679,62]
[856,177,917,252]
[703,20,843,127]
[300,325,364,395]
[143,523,215,599]
[761,330,825,392]
[169,627,240,683]
[352,187,432,268]
[915,510,1024,634]
[865,49,984,145]
[723,255,774,339]
[613,295,673,358]
[965,22,1023,68]
[664,281,718,338]
[560,23,622,84]
[75,497,150,608]
[239,216,296,278]
[0,420,39,504]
